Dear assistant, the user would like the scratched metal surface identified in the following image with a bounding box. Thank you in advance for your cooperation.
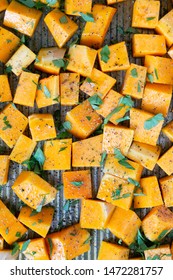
[0,0,172,260]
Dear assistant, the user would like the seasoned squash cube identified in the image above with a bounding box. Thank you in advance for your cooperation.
[80,68,116,99]
[9,134,36,164]
[141,205,173,242]
[132,0,160,29]
[60,73,79,106]
[0,103,28,148]
[0,75,12,103]
[107,207,141,246]
[162,121,173,142]
[155,9,173,47]
[144,244,172,260]
[98,42,130,72]
[12,171,57,210]
[168,46,173,59]
[18,206,54,238]
[0,199,27,245]
[98,241,129,260]
[157,146,173,176]
[159,175,173,207]
[29,114,56,142]
[72,134,103,167]
[0,0,8,12]
[0,236,4,250]
[80,199,115,229]
[43,139,72,170]
[65,0,92,16]
[63,170,92,199]
[44,9,78,48]
[18,238,49,260]
[0,155,10,185]
[46,223,90,260]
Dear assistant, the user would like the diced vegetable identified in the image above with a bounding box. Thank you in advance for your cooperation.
[98,241,129,260]
[60,73,79,106]
[144,244,172,260]
[0,155,10,185]
[157,146,173,175]
[155,9,173,47]
[162,120,173,142]
[18,238,49,260]
[65,0,92,16]
[0,0,9,12]
[159,175,173,207]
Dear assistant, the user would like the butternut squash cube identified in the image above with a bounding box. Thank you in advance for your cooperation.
[162,120,173,142]
[72,134,103,167]
[18,238,49,260]
[132,0,160,29]
[3,0,42,37]
[44,9,78,48]
[0,237,4,250]
[65,100,102,139]
[65,0,92,16]
[80,199,115,229]
[60,73,79,106]
[0,199,27,245]
[107,207,141,246]
[145,55,173,85]
[0,155,10,185]
[66,44,97,77]
[97,173,135,210]
[9,134,36,164]
[159,175,173,207]
[36,75,60,108]
[144,244,172,260]
[98,241,129,260]
[134,176,163,209]
[43,139,72,170]
[34,47,66,75]
[0,103,28,148]
[141,83,172,117]
[121,63,147,99]
[0,0,8,12]
[157,146,173,175]
[132,34,167,57]
[102,123,134,155]
[18,206,54,238]
[130,108,164,146]
[141,205,173,242]
[98,42,130,72]
[12,171,57,210]
[168,45,173,59]
[80,68,116,99]
[155,9,173,47]
[5,44,36,76]
[63,170,92,199]
[80,4,116,49]
[28,114,56,142]
[104,154,143,181]
[0,75,12,103]
[0,26,20,64]
[127,141,161,171]
[46,223,90,260]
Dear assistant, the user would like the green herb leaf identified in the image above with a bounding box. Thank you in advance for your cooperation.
[62,121,72,130]
[20,35,26,44]
[2,116,12,130]
[130,68,138,78]
[157,229,170,241]
[88,94,103,110]
[11,242,20,256]
[114,148,125,161]
[59,146,67,152]
[111,185,131,200]
[47,238,53,257]
[103,106,124,125]
[43,85,51,98]
[4,65,12,74]
[36,195,46,213]
[53,59,69,70]
[59,15,68,24]
[83,236,92,244]
[125,27,140,34]
[127,178,140,188]
[144,113,164,130]
[137,82,141,93]
[116,115,130,123]
[118,95,134,108]
[114,148,135,170]
[46,0,58,6]
[5,228,9,235]
[146,17,156,21]
[6,39,12,43]
[119,159,135,170]
[79,12,94,22]
[154,68,159,80]
[100,151,107,167]
[17,0,35,8]
[71,181,83,187]
[20,239,31,253]
[33,147,45,167]
[63,199,79,211]
[30,210,39,217]
[56,184,63,191]
[15,232,21,238]
[86,77,94,83]
[100,45,110,63]
[147,73,154,83]
[86,116,91,121]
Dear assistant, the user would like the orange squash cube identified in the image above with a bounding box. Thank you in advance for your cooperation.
[155,9,173,47]
[65,0,92,16]
[0,75,12,103]
[168,45,173,59]
[0,155,10,185]
[0,0,8,12]
[98,241,129,260]
[144,244,172,260]
[157,146,173,175]
[60,72,79,106]
[162,120,173,142]
[159,175,173,207]
[18,238,49,260]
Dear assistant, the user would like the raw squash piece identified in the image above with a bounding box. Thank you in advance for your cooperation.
[65,0,92,16]
[168,46,173,59]
[34,47,66,75]
[155,9,173,47]
[44,9,78,48]
[141,83,172,117]
[80,68,116,99]
[46,223,90,260]
[141,205,173,242]
[28,114,56,142]
[0,27,20,64]
[5,44,36,76]
[80,4,116,49]
[157,146,173,175]
[0,199,27,245]
[9,134,36,164]
[0,0,8,12]
[18,238,49,260]
[63,170,92,199]
[60,73,79,106]
[0,237,4,250]
[159,175,173,207]
[98,241,129,260]
[3,0,42,37]
[127,141,161,171]
[0,155,10,185]
[132,34,167,57]
[80,199,115,229]
[132,0,160,29]
[130,108,164,146]
[102,123,134,155]
[97,173,135,210]
[145,55,173,85]
[13,71,40,107]
[121,63,147,99]
[162,121,173,142]
[107,207,141,246]
[134,176,163,209]
[104,154,143,181]
[98,42,130,72]
[0,103,28,148]
[18,206,54,238]
[72,134,103,167]
[66,44,97,77]
[12,171,57,210]
[144,244,172,260]
[43,139,72,170]
[36,75,60,108]
[0,75,12,103]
